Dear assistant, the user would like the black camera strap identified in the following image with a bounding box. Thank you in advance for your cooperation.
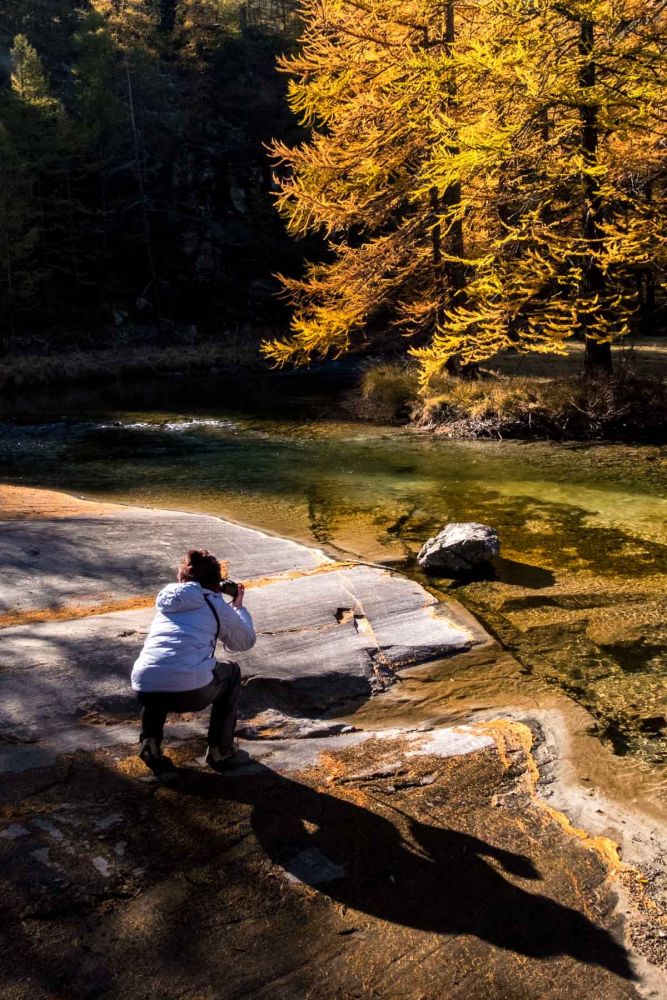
[203,593,221,648]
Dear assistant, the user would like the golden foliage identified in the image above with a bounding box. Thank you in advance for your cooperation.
[262,0,666,377]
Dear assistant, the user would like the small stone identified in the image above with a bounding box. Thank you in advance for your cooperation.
[639,716,666,735]
[32,817,65,842]
[284,847,346,885]
[92,857,111,878]
[94,814,123,832]
[0,823,30,839]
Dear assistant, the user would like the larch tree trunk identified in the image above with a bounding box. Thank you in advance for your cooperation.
[579,17,612,376]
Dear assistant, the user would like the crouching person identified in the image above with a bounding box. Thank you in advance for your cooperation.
[131,548,256,777]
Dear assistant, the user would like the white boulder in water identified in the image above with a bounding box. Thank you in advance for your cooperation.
[417,522,500,574]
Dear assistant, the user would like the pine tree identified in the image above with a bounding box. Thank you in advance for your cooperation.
[10,34,52,106]
[0,120,41,339]
[9,34,64,149]
[72,11,122,146]
[0,35,66,334]
[90,1,167,325]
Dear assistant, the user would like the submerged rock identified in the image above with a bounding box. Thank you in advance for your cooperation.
[417,522,500,574]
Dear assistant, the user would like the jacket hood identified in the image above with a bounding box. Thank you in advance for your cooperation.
[156,582,207,614]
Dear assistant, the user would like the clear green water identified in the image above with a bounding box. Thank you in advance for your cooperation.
[1,375,666,762]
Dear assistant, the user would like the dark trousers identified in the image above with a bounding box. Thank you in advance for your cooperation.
[137,660,241,750]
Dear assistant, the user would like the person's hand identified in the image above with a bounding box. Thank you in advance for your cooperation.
[232,583,245,609]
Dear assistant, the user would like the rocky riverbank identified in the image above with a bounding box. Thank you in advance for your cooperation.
[1,486,666,999]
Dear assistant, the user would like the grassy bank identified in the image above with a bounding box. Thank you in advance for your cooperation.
[349,340,667,441]
[0,333,263,391]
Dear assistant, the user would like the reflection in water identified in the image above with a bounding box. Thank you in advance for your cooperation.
[0,375,665,763]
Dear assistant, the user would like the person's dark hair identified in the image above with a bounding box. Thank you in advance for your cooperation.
[177,549,222,591]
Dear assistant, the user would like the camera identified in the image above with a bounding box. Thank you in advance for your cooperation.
[220,579,239,600]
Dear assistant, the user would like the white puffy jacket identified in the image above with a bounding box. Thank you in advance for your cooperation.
[131,581,256,693]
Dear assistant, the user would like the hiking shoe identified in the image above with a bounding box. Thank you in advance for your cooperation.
[205,743,239,772]
[139,738,177,779]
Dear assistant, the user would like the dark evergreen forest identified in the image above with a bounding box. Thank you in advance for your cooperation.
[0,1,306,345]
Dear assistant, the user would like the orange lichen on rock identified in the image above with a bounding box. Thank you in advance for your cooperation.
[0,596,154,630]
[0,484,123,520]
[244,561,351,590]
[543,804,622,869]
[478,719,622,869]
[477,719,540,787]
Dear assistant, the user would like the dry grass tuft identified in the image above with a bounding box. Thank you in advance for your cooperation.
[416,372,667,440]
[354,361,421,422]
[350,351,667,440]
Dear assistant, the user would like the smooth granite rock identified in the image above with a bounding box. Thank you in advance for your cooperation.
[0,504,489,772]
[0,490,661,997]
[417,522,500,574]
[0,508,329,615]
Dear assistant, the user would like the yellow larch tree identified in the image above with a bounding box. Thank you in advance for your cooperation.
[262,0,489,368]
[413,0,667,380]
[264,0,666,379]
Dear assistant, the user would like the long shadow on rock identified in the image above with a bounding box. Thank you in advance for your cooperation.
[171,764,634,981]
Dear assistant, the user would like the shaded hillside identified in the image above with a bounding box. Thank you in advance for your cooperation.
[0,0,308,342]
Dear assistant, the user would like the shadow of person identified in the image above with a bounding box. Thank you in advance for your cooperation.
[171,761,634,981]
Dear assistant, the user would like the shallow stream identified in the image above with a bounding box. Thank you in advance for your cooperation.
[1,373,665,764]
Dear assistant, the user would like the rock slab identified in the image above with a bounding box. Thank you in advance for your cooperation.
[0,495,490,772]
[0,508,328,616]
[0,721,643,1000]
